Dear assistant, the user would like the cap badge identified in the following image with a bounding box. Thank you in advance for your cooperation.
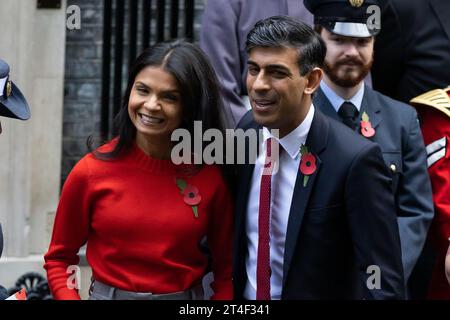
[5,80,12,98]
[349,0,364,7]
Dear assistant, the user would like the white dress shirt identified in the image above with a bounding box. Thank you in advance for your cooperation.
[244,104,315,300]
[320,81,365,112]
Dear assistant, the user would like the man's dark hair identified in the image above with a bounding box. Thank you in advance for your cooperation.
[246,16,327,76]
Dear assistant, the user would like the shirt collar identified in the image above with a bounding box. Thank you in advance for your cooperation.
[262,104,315,160]
[320,81,365,112]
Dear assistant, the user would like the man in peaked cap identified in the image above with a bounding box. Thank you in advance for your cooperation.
[305,0,434,297]
[305,0,383,37]
[0,58,31,299]
[410,88,450,299]
[233,15,404,300]
[0,59,30,131]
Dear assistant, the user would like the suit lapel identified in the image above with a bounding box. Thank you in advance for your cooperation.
[282,109,328,287]
[359,86,382,131]
[429,0,450,42]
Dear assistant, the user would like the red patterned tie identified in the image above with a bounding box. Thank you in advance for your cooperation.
[256,138,274,300]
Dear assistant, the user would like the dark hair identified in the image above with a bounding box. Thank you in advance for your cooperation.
[89,40,227,160]
[246,16,327,76]
[314,24,324,34]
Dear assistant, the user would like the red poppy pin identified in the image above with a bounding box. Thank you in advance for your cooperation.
[176,179,201,218]
[299,144,317,187]
[360,112,375,138]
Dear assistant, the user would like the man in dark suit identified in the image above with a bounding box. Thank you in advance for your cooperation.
[233,15,405,299]
[0,58,31,299]
[372,0,450,104]
[305,0,434,297]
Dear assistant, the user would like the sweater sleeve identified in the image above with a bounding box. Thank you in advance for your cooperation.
[44,157,92,300]
[207,171,234,300]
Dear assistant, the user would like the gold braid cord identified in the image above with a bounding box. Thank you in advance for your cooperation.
[410,87,450,118]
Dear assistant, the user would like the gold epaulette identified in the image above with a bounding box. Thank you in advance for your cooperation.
[410,87,450,118]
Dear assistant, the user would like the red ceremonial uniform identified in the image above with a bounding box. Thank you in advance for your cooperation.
[411,88,450,299]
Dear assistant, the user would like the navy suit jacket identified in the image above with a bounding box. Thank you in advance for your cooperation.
[372,0,450,103]
[233,108,405,299]
[314,86,434,283]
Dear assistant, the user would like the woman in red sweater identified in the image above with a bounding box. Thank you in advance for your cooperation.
[44,41,233,300]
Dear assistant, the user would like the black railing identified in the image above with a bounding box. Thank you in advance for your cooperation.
[101,0,196,139]
[113,0,125,123]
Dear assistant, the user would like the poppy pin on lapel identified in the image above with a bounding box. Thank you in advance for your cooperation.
[360,112,375,138]
[176,179,201,218]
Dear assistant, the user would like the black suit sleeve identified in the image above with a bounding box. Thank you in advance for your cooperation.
[372,2,405,99]
[345,143,405,299]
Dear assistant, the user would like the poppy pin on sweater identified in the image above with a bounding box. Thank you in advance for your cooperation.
[176,179,201,218]
[299,144,317,187]
[360,112,375,138]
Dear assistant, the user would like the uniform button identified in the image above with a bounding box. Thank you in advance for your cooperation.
[390,164,396,172]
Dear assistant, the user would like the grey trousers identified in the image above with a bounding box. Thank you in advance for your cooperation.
[88,280,204,300]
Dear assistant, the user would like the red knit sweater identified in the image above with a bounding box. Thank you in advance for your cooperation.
[44,141,234,300]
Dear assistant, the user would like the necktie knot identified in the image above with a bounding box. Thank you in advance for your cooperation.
[264,138,281,171]
[338,101,359,130]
